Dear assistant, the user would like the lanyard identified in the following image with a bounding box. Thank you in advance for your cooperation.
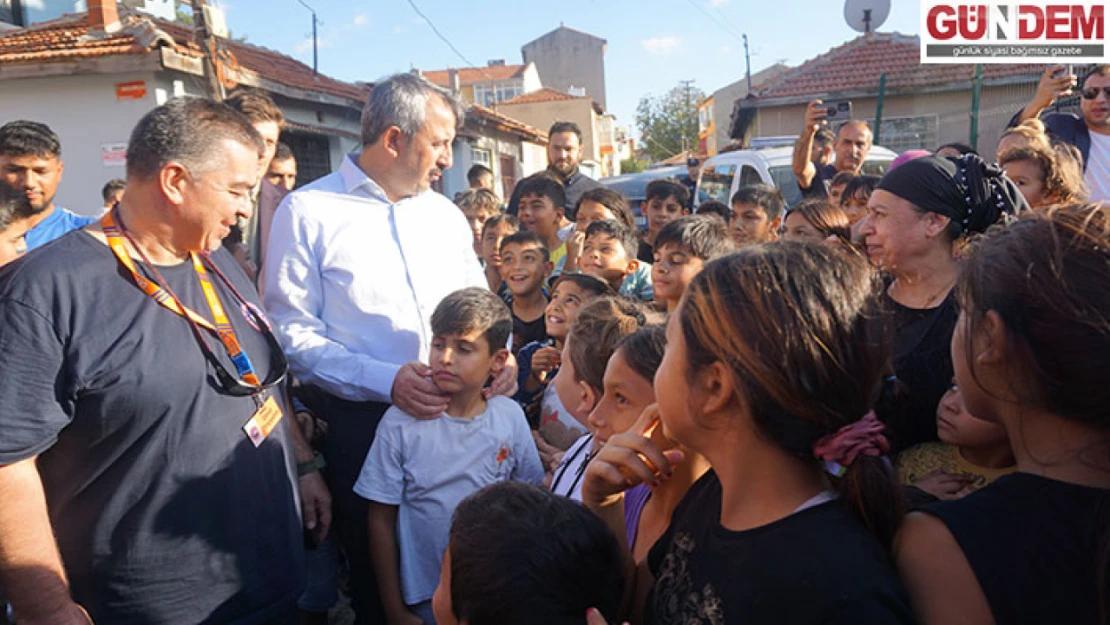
[101,209,261,386]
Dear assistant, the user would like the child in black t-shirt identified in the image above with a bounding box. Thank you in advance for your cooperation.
[582,245,913,625]
[498,230,551,356]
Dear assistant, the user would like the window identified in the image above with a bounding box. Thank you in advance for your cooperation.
[280,132,331,189]
[768,166,803,208]
[471,147,492,168]
[875,115,939,153]
[0,0,22,25]
[473,82,522,107]
[739,165,762,187]
[699,163,735,204]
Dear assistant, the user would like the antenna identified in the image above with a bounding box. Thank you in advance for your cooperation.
[844,0,890,33]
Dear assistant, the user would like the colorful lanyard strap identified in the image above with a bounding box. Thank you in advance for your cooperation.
[101,209,261,386]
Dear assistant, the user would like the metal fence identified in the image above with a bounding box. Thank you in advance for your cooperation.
[873,64,1093,158]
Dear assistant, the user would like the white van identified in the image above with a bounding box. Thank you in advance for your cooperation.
[696,144,897,208]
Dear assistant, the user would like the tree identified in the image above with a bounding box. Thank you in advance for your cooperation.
[620,158,647,174]
[635,81,705,163]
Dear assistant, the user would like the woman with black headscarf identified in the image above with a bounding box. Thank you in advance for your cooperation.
[859,154,1026,453]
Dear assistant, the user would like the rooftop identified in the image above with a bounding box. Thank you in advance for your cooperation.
[0,11,366,102]
[752,32,1043,102]
[421,62,529,87]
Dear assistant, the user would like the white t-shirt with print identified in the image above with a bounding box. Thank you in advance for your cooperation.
[353,396,544,605]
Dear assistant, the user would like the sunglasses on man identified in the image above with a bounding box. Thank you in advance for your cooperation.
[1081,87,1110,100]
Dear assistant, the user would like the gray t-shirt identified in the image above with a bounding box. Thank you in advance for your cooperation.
[354,395,544,605]
[0,231,303,624]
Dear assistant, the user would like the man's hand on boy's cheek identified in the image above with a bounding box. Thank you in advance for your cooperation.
[484,352,519,399]
[392,362,449,419]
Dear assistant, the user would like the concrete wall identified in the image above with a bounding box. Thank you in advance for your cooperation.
[522,29,607,111]
[0,71,366,215]
[0,72,164,215]
[445,127,539,201]
[747,83,1037,157]
[497,98,599,166]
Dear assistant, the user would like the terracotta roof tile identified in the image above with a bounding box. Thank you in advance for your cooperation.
[0,11,366,102]
[421,64,526,87]
[754,32,1042,101]
[467,104,548,144]
[499,87,586,105]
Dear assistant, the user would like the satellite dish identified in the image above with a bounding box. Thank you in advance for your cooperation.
[844,0,890,33]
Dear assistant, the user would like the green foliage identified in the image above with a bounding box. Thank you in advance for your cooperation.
[620,158,647,174]
[635,81,706,162]
[174,4,194,24]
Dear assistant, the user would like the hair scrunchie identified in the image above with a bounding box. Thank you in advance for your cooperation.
[812,411,890,477]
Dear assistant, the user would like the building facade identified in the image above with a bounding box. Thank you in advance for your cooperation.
[521,26,607,112]
[0,5,365,214]
[421,61,542,108]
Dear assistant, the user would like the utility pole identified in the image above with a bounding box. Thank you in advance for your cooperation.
[743,34,752,93]
[191,0,224,101]
[680,79,695,157]
[295,0,319,75]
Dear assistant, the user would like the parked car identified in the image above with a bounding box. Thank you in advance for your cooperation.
[601,165,707,228]
[695,144,897,209]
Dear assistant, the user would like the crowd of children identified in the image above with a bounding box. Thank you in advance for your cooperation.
[361,114,1109,625]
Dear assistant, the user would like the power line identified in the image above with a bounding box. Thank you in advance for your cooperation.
[682,0,746,45]
[404,0,497,99]
[405,0,481,71]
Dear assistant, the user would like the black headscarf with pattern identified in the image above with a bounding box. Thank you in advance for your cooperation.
[877,154,1027,234]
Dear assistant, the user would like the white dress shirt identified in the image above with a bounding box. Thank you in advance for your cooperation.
[263,154,486,403]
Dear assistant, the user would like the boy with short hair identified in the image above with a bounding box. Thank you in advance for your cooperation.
[456,188,502,257]
[480,214,519,295]
[357,288,545,625]
[498,230,553,354]
[729,183,785,247]
[563,187,637,274]
[652,215,734,313]
[515,174,573,273]
[580,219,653,301]
[637,179,690,264]
[432,482,624,625]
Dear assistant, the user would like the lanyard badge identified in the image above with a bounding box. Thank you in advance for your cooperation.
[101,209,289,443]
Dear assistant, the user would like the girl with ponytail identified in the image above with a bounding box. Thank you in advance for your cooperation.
[896,205,1110,625]
[582,243,913,624]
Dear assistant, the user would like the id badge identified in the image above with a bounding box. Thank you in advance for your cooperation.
[243,395,283,447]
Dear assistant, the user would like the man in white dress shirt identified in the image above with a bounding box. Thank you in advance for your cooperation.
[264,73,515,624]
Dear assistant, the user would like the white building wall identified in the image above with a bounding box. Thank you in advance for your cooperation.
[0,70,363,215]
[0,72,164,215]
[521,64,543,93]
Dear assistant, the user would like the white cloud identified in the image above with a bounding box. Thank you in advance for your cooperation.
[392,25,406,34]
[353,12,369,26]
[295,36,334,54]
[708,0,730,6]
[641,36,681,56]
[719,44,731,53]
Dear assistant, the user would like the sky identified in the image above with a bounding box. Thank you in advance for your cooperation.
[210,0,920,136]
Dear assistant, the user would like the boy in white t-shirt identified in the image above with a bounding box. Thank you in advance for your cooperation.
[355,287,545,625]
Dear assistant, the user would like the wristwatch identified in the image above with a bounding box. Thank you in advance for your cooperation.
[297,451,326,477]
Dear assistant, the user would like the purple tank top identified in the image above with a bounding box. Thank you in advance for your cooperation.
[623,484,653,548]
